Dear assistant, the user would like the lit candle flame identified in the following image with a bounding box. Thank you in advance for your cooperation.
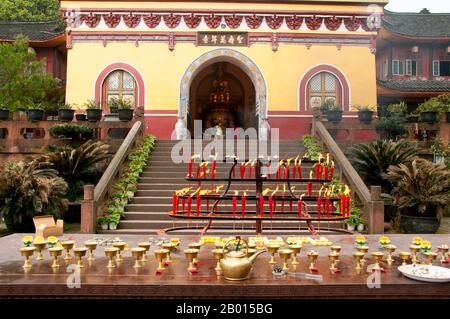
[191,154,200,160]
[191,187,201,197]
[215,184,224,193]
[272,185,279,196]
[331,160,335,168]
[343,185,351,196]
[234,190,239,196]
[309,170,313,179]
[294,155,299,166]
[262,188,271,196]
[326,153,330,166]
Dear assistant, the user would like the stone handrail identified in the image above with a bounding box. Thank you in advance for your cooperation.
[81,121,144,233]
[312,116,384,234]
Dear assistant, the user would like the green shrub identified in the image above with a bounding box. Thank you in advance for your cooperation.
[49,123,92,138]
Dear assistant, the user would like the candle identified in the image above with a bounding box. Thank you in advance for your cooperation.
[187,196,192,217]
[240,163,246,179]
[297,199,302,218]
[307,171,313,196]
[269,195,274,218]
[188,158,193,178]
[259,195,264,217]
[276,161,282,179]
[232,191,238,218]
[247,161,253,179]
[343,185,351,217]
[325,190,330,219]
[324,166,329,180]
[293,156,298,179]
[298,159,302,179]
[241,192,247,218]
[317,187,323,219]
[172,193,178,214]
[196,194,201,217]
[196,164,201,179]
[315,162,320,180]
[338,194,344,216]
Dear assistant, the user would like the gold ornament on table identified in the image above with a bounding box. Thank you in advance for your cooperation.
[267,244,280,265]
[289,244,302,266]
[22,235,33,248]
[188,242,202,264]
[385,244,397,265]
[73,247,88,268]
[437,245,449,264]
[20,247,35,269]
[49,247,63,269]
[112,242,126,262]
[328,252,340,273]
[155,249,169,274]
[371,252,384,271]
[399,251,411,266]
[104,247,119,268]
[33,239,47,261]
[130,247,146,269]
[423,251,437,265]
[138,242,151,262]
[278,249,293,272]
[184,249,199,274]
[61,240,75,261]
[212,249,224,272]
[352,251,365,273]
[85,240,97,261]
[409,245,420,264]
[162,242,176,265]
[356,246,369,264]
[330,245,341,254]
[307,250,319,272]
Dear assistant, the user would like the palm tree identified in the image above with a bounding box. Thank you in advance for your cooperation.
[349,139,418,193]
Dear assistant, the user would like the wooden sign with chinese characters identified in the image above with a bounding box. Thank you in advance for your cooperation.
[197,32,248,47]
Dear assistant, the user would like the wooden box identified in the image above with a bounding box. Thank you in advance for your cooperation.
[33,215,63,237]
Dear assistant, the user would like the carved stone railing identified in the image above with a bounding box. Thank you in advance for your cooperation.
[81,121,144,233]
[312,116,384,234]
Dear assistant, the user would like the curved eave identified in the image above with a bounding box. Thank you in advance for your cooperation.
[379,27,450,43]
[0,34,66,47]
[377,83,448,97]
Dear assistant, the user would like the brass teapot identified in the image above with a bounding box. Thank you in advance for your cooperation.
[220,238,265,281]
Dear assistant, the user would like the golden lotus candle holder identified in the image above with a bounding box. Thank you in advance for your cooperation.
[214,242,225,250]
[385,244,397,265]
[278,249,293,272]
[138,242,151,262]
[371,252,384,271]
[184,248,200,274]
[330,245,341,254]
[130,247,146,268]
[352,251,364,273]
[328,252,340,273]
[409,245,420,264]
[188,242,202,263]
[104,247,119,268]
[399,252,411,266]
[162,242,176,265]
[155,248,169,273]
[20,247,36,269]
[212,249,224,272]
[112,242,126,262]
[61,240,75,261]
[84,241,97,261]
[437,245,449,264]
[307,250,319,272]
[267,244,280,265]
[423,251,437,265]
[33,240,47,261]
[73,247,88,268]
[288,244,302,266]
[356,246,369,264]
[49,247,63,269]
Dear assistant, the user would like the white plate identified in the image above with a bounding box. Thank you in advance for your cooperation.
[398,264,450,283]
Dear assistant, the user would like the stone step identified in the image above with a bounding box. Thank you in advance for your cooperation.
[99,228,346,235]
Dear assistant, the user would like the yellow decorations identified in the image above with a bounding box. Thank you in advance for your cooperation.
[170,238,181,247]
[412,237,423,246]
[286,237,332,246]
[22,236,33,247]
[310,237,332,246]
[379,236,390,247]
[355,235,367,246]
[34,236,45,243]
[48,236,58,248]
[200,237,220,245]
[420,240,432,253]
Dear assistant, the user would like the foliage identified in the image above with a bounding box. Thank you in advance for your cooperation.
[49,124,92,138]
[0,159,68,230]
[99,135,156,227]
[108,97,134,110]
[349,139,418,193]
[376,102,408,140]
[0,0,61,22]
[354,105,375,112]
[415,93,450,121]
[383,159,450,216]
[0,36,61,112]
[431,138,450,169]
[319,99,340,113]
[59,103,74,110]
[301,135,322,161]
[346,209,364,227]
[84,99,101,110]
[43,141,110,202]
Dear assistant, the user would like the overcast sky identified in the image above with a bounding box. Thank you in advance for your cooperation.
[385,0,450,13]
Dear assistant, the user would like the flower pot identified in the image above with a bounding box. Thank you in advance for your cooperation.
[58,109,75,122]
[407,115,419,123]
[44,109,58,121]
[347,224,355,231]
[76,114,86,122]
[0,109,9,121]
[446,112,450,123]
[109,223,118,230]
[326,110,343,123]
[110,107,118,114]
[420,111,438,124]
[27,109,44,122]
[357,224,365,232]
[100,223,109,230]
[357,110,374,124]
[118,109,134,121]
[86,109,103,122]
[400,214,441,234]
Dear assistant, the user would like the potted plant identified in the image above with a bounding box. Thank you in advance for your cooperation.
[0,102,9,121]
[431,138,450,169]
[84,99,103,122]
[320,100,343,124]
[58,103,75,122]
[345,214,358,231]
[27,103,45,122]
[383,158,450,234]
[355,105,375,124]
[346,206,366,232]
[116,98,134,121]
[108,214,120,230]
[107,98,119,114]
[49,123,92,140]
[97,216,109,230]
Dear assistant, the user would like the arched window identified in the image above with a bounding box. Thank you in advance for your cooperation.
[307,72,342,109]
[102,70,136,108]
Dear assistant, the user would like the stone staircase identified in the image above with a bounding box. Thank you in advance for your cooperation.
[103,139,346,235]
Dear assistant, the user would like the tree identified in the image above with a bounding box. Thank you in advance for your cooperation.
[0,36,61,111]
[0,0,61,22]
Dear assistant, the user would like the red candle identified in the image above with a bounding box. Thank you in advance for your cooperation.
[196,164,201,179]
[172,193,178,214]
[324,166,329,180]
[266,162,271,178]
[232,166,236,179]
[325,196,330,219]
[298,161,303,179]
[269,195,274,218]
[240,164,246,179]
[248,163,253,179]
[292,164,297,179]
[187,196,192,217]
[232,194,237,218]
[317,196,322,219]
[182,198,186,211]
[211,160,216,179]
[203,164,207,179]
[297,199,302,218]
[241,193,247,218]
[307,182,312,196]
[276,163,281,179]
[196,194,201,217]
[338,194,343,216]
[315,163,320,180]
[259,195,264,217]
[188,158,193,178]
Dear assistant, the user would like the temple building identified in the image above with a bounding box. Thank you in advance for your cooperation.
[60,0,385,140]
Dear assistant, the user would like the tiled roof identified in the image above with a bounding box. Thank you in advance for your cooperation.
[383,10,450,37]
[0,20,64,41]
[378,80,450,92]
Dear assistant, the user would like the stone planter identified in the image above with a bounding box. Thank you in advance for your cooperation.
[400,214,441,234]
[326,110,343,123]
[118,109,134,121]
[86,109,103,122]
[76,114,87,122]
[27,109,44,122]
[100,223,109,230]
[0,109,10,121]
[357,224,365,232]
[58,109,75,122]
[347,224,355,231]
[357,110,374,124]
[420,111,438,124]
[109,223,118,230]
[110,107,118,114]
